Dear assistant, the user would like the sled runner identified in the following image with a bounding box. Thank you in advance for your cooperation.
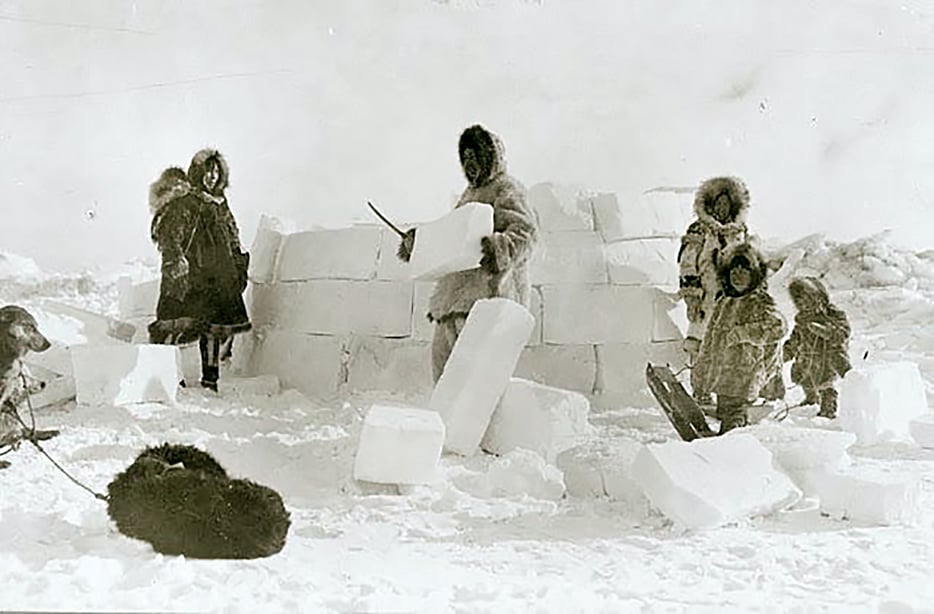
[645,363,716,441]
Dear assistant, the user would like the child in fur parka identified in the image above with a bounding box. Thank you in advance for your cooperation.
[678,176,754,403]
[693,243,787,434]
[397,125,539,382]
[783,276,852,418]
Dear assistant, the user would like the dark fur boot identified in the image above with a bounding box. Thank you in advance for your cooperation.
[818,388,838,419]
[717,395,748,435]
[107,443,290,559]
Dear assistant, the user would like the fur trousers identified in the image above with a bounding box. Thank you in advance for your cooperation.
[430,313,468,383]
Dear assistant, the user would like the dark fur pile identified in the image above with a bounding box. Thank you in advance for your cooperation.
[107,443,290,559]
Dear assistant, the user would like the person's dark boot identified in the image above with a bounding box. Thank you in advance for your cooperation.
[200,366,219,393]
[761,374,786,402]
[817,388,838,419]
[717,396,749,435]
[803,389,819,405]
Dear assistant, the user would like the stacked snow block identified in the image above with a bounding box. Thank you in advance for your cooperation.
[241,184,693,404]
[353,404,445,485]
[838,361,929,445]
[631,434,802,530]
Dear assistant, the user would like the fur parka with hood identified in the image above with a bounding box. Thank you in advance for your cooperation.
[783,276,852,391]
[427,125,539,322]
[694,243,787,401]
[678,176,753,341]
[148,149,251,345]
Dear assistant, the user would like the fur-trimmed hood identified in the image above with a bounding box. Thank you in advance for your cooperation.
[719,242,768,297]
[788,276,831,311]
[188,148,229,197]
[694,176,749,227]
[149,167,191,214]
[459,124,507,188]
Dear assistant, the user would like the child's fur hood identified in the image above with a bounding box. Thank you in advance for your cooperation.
[718,242,769,298]
[788,276,831,310]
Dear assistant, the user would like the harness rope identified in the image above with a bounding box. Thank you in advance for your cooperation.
[4,373,109,502]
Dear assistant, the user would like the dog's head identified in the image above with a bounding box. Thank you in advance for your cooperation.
[0,306,51,357]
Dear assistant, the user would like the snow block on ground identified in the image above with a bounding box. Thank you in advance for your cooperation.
[605,238,680,286]
[529,231,607,284]
[344,337,432,395]
[557,437,650,512]
[257,280,413,337]
[909,414,934,449]
[71,344,179,406]
[277,226,381,281]
[528,183,594,232]
[632,433,802,529]
[741,424,856,471]
[248,330,343,400]
[454,448,566,501]
[541,285,655,344]
[117,277,159,319]
[514,344,597,394]
[811,466,921,526]
[176,343,201,384]
[429,298,534,455]
[838,361,929,445]
[353,404,445,485]
[481,378,594,463]
[409,202,494,280]
[40,301,135,345]
[21,363,75,409]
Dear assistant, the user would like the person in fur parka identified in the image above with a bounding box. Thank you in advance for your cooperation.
[678,176,754,403]
[693,243,787,434]
[783,276,852,418]
[148,149,251,391]
[397,125,539,382]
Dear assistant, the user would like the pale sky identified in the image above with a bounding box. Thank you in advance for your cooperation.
[3,0,934,272]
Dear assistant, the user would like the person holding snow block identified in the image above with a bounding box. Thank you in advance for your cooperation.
[783,276,852,419]
[396,124,539,382]
[678,176,754,404]
[693,243,787,435]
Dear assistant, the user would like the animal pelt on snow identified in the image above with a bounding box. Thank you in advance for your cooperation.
[106,443,290,559]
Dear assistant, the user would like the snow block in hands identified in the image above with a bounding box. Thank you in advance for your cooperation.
[481,378,594,463]
[811,466,921,526]
[909,414,934,449]
[631,433,802,529]
[71,344,179,406]
[409,202,494,280]
[838,362,928,445]
[353,405,445,485]
[428,298,535,455]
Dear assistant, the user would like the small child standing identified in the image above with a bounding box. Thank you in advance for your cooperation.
[783,276,852,418]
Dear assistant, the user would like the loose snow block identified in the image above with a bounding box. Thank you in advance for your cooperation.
[71,344,180,406]
[353,405,445,485]
[838,362,929,445]
[409,202,494,280]
[605,238,680,286]
[742,424,856,471]
[528,183,594,232]
[429,298,535,455]
[117,277,160,319]
[557,437,650,514]
[909,414,934,449]
[21,363,76,409]
[541,285,654,344]
[529,232,608,284]
[811,466,921,525]
[40,301,135,345]
[277,226,381,281]
[176,343,201,384]
[632,434,802,529]
[481,378,593,463]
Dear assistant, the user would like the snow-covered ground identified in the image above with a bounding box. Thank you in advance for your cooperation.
[2,235,934,613]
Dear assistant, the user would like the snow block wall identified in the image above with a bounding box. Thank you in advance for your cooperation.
[123,185,692,404]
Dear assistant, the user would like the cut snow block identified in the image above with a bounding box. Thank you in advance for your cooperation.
[266,280,414,337]
[529,231,608,284]
[481,378,594,463]
[652,288,688,342]
[838,362,928,445]
[601,189,693,241]
[117,277,159,319]
[597,341,685,407]
[428,298,535,455]
[277,226,381,281]
[40,301,135,345]
[353,405,445,485]
[811,466,921,526]
[248,330,343,400]
[557,438,649,512]
[605,238,680,286]
[376,227,415,281]
[248,225,285,284]
[176,343,201,384]
[909,414,934,449]
[409,202,494,280]
[514,344,597,394]
[632,434,801,529]
[741,424,856,471]
[71,344,179,406]
[528,183,594,232]
[411,282,436,342]
[541,285,654,344]
[22,363,75,409]
[344,337,433,396]
[218,375,280,397]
